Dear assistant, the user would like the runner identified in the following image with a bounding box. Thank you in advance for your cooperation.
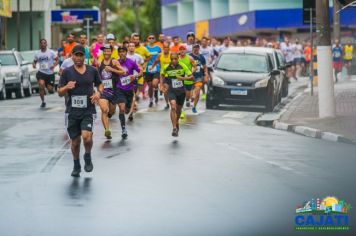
[189,44,209,113]
[116,46,142,138]
[79,34,91,65]
[199,37,214,100]
[170,36,181,53]
[150,41,171,110]
[185,32,195,54]
[90,34,105,67]
[155,33,166,51]
[33,39,59,108]
[145,34,161,107]
[132,33,151,100]
[127,42,145,119]
[58,45,103,177]
[161,53,193,137]
[220,36,231,52]
[344,40,353,78]
[97,33,119,63]
[178,45,196,110]
[293,38,304,79]
[57,39,66,66]
[63,33,77,58]
[97,44,125,139]
[281,37,295,81]
[332,39,343,82]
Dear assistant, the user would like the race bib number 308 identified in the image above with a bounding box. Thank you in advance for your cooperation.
[71,96,87,108]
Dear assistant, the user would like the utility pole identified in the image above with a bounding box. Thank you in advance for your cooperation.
[333,0,341,42]
[30,0,33,50]
[16,0,20,50]
[316,0,336,118]
[133,0,141,34]
[100,0,107,34]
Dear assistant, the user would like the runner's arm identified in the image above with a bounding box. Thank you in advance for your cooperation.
[111,60,126,75]
[190,56,197,73]
[149,54,160,70]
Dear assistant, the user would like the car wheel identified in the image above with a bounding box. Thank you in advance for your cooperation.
[0,85,5,100]
[282,80,289,97]
[265,82,275,112]
[6,89,12,99]
[24,81,32,97]
[15,82,25,98]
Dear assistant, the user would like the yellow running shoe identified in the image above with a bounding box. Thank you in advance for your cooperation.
[202,93,207,101]
[180,111,185,119]
[104,129,112,139]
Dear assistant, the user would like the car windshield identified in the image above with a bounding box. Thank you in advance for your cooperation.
[216,53,268,73]
[0,54,17,66]
[21,52,34,62]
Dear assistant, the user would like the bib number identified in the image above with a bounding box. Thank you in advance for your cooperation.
[334,51,341,58]
[120,76,131,86]
[71,96,87,108]
[40,63,49,70]
[102,79,113,89]
[172,79,183,88]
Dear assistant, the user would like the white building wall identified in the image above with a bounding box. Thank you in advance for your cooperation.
[178,1,194,25]
[211,0,229,18]
[194,0,211,21]
[162,4,178,28]
[229,0,249,15]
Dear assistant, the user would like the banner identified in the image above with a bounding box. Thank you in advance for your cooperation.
[0,0,11,18]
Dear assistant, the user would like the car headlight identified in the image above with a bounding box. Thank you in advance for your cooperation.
[212,75,225,86]
[255,78,269,88]
[6,72,18,77]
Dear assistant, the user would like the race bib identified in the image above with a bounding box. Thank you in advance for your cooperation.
[71,96,87,108]
[120,76,131,86]
[102,79,113,89]
[148,65,157,73]
[40,63,49,70]
[196,65,201,72]
[172,79,183,88]
[334,51,341,58]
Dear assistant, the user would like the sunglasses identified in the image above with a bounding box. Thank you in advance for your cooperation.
[148,37,155,39]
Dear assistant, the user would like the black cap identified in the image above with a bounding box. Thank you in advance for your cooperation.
[72,45,85,55]
[193,43,200,48]
[100,44,112,51]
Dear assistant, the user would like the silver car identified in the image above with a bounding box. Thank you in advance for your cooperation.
[21,50,39,93]
[0,50,32,99]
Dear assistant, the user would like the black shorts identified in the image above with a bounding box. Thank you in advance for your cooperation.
[101,91,119,104]
[144,72,159,83]
[66,114,95,140]
[344,59,352,63]
[115,89,134,108]
[168,90,186,106]
[36,71,55,87]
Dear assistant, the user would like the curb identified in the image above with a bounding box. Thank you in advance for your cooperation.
[273,121,356,145]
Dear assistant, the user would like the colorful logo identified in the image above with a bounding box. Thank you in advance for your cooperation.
[295,196,351,231]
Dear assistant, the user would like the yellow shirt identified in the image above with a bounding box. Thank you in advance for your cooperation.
[160,52,171,75]
[97,49,119,63]
[344,45,353,60]
[135,45,150,60]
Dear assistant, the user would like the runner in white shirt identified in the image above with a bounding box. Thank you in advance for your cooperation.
[280,37,296,81]
[293,38,304,79]
[33,39,59,108]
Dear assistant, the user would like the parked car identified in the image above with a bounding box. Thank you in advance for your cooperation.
[0,50,32,99]
[0,64,5,100]
[206,47,284,111]
[21,50,39,93]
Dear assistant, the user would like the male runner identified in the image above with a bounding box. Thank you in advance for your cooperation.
[63,33,77,58]
[145,34,161,107]
[185,31,195,54]
[97,44,125,139]
[161,53,193,137]
[199,37,214,100]
[189,44,208,113]
[344,40,354,78]
[178,45,196,109]
[79,34,91,65]
[116,46,142,138]
[58,45,103,177]
[332,39,343,82]
[97,33,119,63]
[33,39,59,108]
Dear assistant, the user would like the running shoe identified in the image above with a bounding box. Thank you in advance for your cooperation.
[180,111,185,119]
[122,128,128,139]
[40,102,46,108]
[104,129,112,139]
[154,90,159,103]
[192,107,197,113]
[84,153,93,172]
[172,128,179,137]
[128,114,133,121]
[149,101,153,108]
[201,94,207,101]
[71,167,81,177]
[186,101,190,107]
[164,104,170,110]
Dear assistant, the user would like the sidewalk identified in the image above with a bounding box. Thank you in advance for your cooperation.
[280,76,356,142]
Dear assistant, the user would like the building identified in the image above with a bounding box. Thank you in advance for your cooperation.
[5,0,59,51]
[161,0,356,41]
[0,0,12,49]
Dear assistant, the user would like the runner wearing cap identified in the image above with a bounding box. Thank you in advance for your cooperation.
[116,46,142,139]
[145,34,162,107]
[58,44,103,177]
[98,44,125,139]
[190,44,208,113]
[178,45,196,111]
[161,53,193,137]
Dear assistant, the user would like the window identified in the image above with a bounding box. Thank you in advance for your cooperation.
[0,54,18,66]
[216,53,268,73]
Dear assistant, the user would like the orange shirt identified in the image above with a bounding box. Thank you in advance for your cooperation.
[170,44,181,53]
[155,42,164,51]
[304,46,311,62]
[64,42,78,57]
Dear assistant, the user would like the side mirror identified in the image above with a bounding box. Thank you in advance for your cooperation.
[271,69,280,76]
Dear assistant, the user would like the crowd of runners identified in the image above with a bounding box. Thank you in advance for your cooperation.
[31,31,353,177]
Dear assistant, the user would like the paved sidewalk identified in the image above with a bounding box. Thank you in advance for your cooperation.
[280,76,356,142]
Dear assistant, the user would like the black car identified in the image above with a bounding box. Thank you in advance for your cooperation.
[206,47,285,111]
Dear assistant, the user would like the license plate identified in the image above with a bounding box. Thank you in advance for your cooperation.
[231,89,247,95]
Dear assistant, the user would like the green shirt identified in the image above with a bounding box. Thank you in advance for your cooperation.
[162,62,192,92]
[179,54,194,85]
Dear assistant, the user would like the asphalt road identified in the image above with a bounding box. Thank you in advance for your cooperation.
[0,89,355,236]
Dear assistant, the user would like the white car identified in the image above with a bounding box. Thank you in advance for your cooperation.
[21,50,39,93]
